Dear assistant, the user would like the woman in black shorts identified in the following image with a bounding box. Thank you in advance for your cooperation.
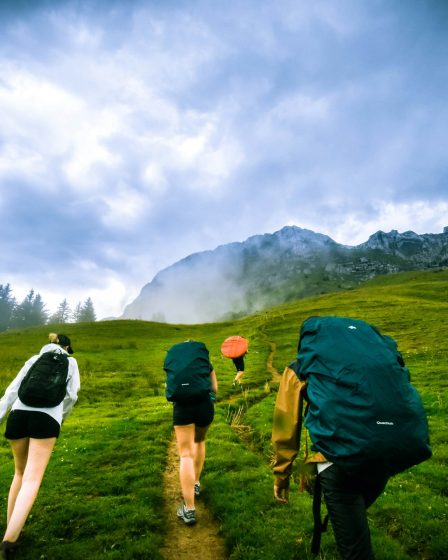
[172,352,218,526]
[0,333,80,559]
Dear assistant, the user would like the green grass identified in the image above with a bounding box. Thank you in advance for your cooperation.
[0,269,446,559]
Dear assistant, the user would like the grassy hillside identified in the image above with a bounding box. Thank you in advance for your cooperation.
[0,269,446,559]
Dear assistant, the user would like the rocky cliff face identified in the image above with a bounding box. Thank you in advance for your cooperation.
[360,229,448,260]
[122,226,448,324]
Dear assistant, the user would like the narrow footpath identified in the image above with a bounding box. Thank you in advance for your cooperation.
[266,340,282,382]
[160,437,228,560]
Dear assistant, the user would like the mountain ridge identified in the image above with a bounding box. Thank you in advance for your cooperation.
[122,225,448,324]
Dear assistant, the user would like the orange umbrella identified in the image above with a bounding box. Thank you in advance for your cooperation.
[221,336,248,359]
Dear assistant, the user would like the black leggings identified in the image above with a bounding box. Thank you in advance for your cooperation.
[319,464,388,560]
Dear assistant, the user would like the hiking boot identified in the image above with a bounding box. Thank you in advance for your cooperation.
[194,482,201,497]
[1,541,18,560]
[177,503,196,525]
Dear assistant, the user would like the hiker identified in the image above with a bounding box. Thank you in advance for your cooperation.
[0,333,80,559]
[220,336,248,384]
[164,340,218,526]
[272,360,389,559]
[272,316,431,560]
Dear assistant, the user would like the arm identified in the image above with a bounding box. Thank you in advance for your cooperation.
[210,369,218,394]
[0,356,38,423]
[62,357,81,421]
[272,364,305,503]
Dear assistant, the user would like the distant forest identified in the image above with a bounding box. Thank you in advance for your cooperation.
[0,283,96,333]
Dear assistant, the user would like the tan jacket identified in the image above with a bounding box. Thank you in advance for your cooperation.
[272,362,326,489]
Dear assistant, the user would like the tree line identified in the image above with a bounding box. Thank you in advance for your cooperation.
[0,284,96,333]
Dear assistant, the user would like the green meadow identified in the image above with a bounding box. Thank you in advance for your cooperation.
[0,269,446,559]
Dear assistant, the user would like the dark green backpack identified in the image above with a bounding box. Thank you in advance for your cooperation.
[296,316,432,476]
[18,351,70,408]
[164,341,212,403]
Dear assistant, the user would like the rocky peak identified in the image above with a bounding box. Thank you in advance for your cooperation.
[361,230,399,252]
[122,225,448,324]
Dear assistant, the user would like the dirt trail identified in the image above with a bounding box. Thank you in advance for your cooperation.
[160,437,228,560]
[266,340,282,382]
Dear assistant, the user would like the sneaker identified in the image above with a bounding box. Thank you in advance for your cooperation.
[177,503,196,525]
[194,482,201,497]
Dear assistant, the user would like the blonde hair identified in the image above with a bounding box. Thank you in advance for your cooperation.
[48,333,59,344]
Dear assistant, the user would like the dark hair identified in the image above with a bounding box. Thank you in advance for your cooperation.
[57,334,74,354]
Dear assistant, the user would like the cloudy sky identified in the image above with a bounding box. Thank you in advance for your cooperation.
[1,0,447,319]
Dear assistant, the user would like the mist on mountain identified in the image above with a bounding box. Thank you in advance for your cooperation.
[122,226,448,324]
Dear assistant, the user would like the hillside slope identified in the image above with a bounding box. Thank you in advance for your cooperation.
[122,225,448,324]
[0,269,446,559]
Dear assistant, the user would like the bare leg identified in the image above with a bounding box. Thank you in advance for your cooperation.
[194,425,209,484]
[3,438,56,543]
[174,425,195,510]
[6,438,29,525]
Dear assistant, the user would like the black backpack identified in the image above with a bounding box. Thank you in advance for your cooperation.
[18,351,70,407]
[164,341,212,403]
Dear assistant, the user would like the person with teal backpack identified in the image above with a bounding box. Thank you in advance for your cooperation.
[164,340,218,525]
[272,316,432,559]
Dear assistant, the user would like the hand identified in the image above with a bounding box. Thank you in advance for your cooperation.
[274,484,289,504]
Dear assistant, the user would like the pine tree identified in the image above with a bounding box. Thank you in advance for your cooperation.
[72,302,83,323]
[11,290,34,328]
[30,292,48,326]
[12,290,48,328]
[74,297,96,322]
[49,299,71,324]
[0,284,16,332]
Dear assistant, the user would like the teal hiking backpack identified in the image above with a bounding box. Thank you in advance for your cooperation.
[164,341,212,403]
[296,316,432,476]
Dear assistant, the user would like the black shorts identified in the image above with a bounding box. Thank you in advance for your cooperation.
[4,410,61,440]
[173,398,214,427]
[232,356,245,371]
